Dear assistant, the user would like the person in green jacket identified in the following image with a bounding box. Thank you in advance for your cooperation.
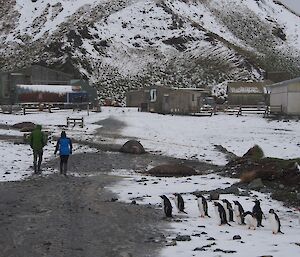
[29,124,47,174]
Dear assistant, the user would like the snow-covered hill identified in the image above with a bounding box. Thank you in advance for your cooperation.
[1,0,300,101]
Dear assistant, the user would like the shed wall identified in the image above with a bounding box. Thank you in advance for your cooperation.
[228,94,266,105]
[287,92,300,114]
[126,90,145,107]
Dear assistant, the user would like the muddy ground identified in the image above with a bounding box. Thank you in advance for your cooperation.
[0,117,218,257]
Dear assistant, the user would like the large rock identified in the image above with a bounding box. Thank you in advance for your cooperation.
[243,145,264,160]
[147,164,197,177]
[119,140,145,154]
[248,178,264,190]
[209,192,220,200]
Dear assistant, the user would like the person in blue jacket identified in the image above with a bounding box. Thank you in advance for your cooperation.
[54,131,73,175]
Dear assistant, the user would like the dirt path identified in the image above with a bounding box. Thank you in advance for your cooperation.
[0,174,164,257]
[0,116,218,257]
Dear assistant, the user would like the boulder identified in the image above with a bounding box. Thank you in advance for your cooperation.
[248,178,264,190]
[233,235,241,240]
[209,192,220,200]
[119,140,145,154]
[243,145,264,160]
[147,164,197,177]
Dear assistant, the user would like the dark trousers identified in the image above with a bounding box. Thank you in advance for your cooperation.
[33,150,43,174]
[60,155,69,175]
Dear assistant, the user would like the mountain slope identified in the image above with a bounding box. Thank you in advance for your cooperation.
[0,0,300,102]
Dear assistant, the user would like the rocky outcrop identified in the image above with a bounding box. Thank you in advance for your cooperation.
[242,145,264,160]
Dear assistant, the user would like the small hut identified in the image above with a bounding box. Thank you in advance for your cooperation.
[227,81,272,106]
[126,86,210,114]
[265,77,300,115]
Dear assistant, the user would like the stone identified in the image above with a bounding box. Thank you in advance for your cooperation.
[239,190,250,196]
[119,140,145,154]
[192,233,201,237]
[166,240,177,246]
[233,235,241,240]
[193,247,207,251]
[147,164,197,177]
[207,237,215,241]
[222,185,240,195]
[175,235,191,241]
[194,242,216,251]
[214,248,237,254]
[209,192,219,200]
[248,178,264,190]
[243,145,264,160]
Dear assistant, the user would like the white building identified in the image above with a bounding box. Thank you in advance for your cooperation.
[265,77,300,115]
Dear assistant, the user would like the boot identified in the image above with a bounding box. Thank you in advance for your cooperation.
[60,162,63,174]
[37,163,42,174]
[63,163,68,176]
[34,163,37,174]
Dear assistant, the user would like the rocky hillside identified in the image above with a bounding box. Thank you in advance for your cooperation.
[0,0,300,102]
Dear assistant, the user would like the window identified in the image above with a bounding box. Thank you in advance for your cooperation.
[150,89,157,102]
[192,94,195,101]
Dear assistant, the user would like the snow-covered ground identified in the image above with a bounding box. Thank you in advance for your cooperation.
[0,108,109,181]
[108,170,300,257]
[0,107,300,256]
[280,0,300,15]
[114,108,300,165]
[1,106,300,177]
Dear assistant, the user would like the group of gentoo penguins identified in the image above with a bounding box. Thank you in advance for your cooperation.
[160,193,284,234]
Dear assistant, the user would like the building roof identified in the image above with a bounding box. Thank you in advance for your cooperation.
[16,84,78,93]
[172,87,208,91]
[265,76,300,89]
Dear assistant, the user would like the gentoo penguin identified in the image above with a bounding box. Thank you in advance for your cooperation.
[214,202,231,226]
[233,200,245,225]
[252,200,264,227]
[243,211,258,230]
[221,199,234,222]
[173,193,187,214]
[160,195,173,218]
[269,209,284,234]
[197,195,210,218]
